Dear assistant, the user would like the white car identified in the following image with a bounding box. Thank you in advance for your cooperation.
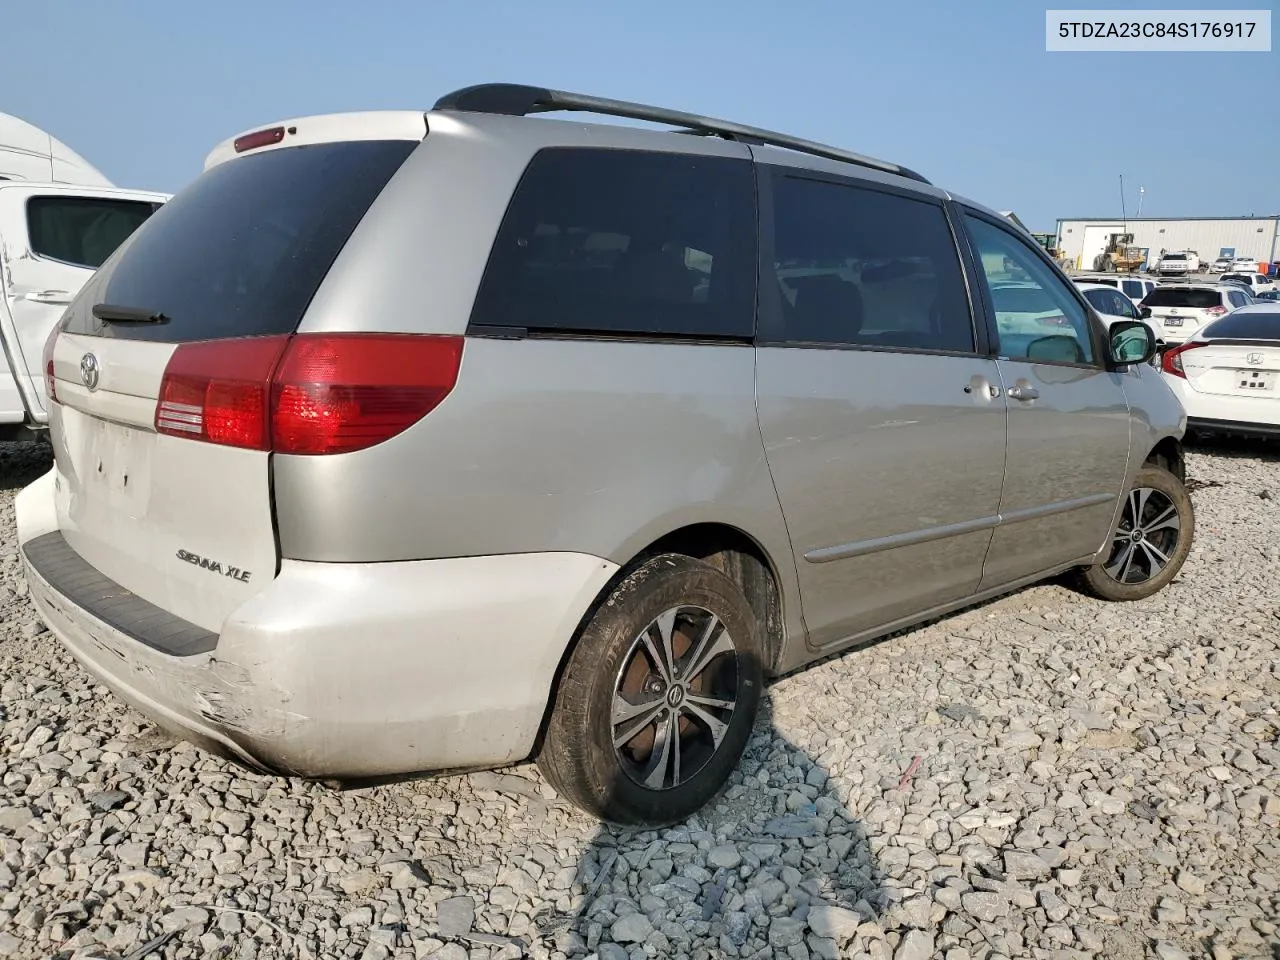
[1139,284,1247,344]
[1221,272,1277,297]
[1156,251,1200,277]
[1072,274,1159,305]
[1160,304,1280,440]
[1210,257,1232,274]
[1230,257,1259,273]
[1076,283,1160,346]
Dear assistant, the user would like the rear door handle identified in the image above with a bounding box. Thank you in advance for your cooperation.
[1008,384,1040,401]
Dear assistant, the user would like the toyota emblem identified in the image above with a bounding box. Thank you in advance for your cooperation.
[80,353,100,390]
[1247,352,1264,365]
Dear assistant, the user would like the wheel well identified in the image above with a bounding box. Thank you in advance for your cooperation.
[640,524,787,676]
[1145,436,1185,482]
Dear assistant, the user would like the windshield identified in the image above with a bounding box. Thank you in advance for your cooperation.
[1163,253,1187,261]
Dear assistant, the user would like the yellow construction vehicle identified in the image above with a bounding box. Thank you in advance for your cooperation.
[1092,232,1144,273]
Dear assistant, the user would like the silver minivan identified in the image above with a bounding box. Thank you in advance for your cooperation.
[18,84,1193,825]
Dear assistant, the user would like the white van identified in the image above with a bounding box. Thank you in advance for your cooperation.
[2,115,168,440]
[1,112,114,186]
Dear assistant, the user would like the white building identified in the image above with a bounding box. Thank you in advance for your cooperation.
[1055,216,1280,272]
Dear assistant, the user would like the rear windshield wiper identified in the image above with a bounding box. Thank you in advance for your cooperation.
[92,303,170,324]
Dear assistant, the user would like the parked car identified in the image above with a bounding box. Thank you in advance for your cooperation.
[17,84,1194,826]
[1156,251,1201,277]
[1072,273,1158,305]
[1160,304,1280,440]
[0,182,168,442]
[1076,283,1161,350]
[1217,279,1258,300]
[1139,283,1249,344]
[1229,257,1259,273]
[1221,272,1277,297]
[1210,257,1232,274]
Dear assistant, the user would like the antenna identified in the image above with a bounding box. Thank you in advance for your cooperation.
[1119,173,1128,234]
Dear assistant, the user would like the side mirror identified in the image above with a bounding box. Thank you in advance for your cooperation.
[1139,305,1153,319]
[1107,320,1156,368]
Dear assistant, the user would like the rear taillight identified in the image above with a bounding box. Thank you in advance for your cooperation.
[155,334,464,455]
[1160,342,1205,379]
[42,323,60,404]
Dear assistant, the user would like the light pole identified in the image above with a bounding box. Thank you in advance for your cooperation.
[1136,186,1145,218]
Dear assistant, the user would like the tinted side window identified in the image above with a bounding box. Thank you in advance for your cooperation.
[965,215,1095,364]
[769,176,974,352]
[27,196,158,269]
[1108,290,1136,318]
[470,148,756,339]
[1121,279,1142,298]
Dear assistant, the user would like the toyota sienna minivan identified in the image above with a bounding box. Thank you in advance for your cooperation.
[18,84,1192,826]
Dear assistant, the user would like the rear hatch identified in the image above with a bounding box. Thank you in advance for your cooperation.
[1174,312,1280,399]
[1140,287,1225,340]
[43,131,420,632]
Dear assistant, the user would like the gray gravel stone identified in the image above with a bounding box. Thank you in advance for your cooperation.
[894,930,935,960]
[611,913,653,943]
[807,904,861,943]
[961,892,1008,923]
[435,896,475,937]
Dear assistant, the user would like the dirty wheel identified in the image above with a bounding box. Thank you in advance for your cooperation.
[1074,464,1194,601]
[537,554,763,826]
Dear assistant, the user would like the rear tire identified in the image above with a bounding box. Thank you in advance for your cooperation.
[1074,464,1194,601]
[537,554,763,826]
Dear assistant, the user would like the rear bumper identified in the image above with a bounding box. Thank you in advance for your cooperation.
[1187,416,1280,440]
[16,468,619,778]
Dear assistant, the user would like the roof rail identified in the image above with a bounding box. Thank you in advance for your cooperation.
[432,83,931,185]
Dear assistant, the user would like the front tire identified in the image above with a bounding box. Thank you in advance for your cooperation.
[537,554,763,826]
[1074,464,1194,601]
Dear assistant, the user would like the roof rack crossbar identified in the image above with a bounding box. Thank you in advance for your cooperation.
[432,83,931,185]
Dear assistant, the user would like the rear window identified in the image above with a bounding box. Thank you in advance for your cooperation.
[67,140,416,343]
[28,196,159,269]
[1142,288,1223,309]
[1163,253,1187,260]
[469,147,756,339]
[1201,311,1280,340]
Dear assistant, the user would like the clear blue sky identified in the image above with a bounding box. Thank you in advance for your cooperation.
[5,0,1276,231]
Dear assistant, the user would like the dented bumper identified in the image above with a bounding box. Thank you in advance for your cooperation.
[16,467,620,779]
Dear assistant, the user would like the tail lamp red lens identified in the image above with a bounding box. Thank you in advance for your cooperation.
[155,334,464,455]
[1160,341,1204,379]
[42,323,61,404]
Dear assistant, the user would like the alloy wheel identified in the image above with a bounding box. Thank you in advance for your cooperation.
[611,605,740,791]
[1104,486,1182,584]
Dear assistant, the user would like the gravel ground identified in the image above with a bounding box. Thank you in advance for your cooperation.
[1,440,1278,960]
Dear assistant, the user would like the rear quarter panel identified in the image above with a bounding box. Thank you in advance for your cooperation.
[271,338,803,640]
